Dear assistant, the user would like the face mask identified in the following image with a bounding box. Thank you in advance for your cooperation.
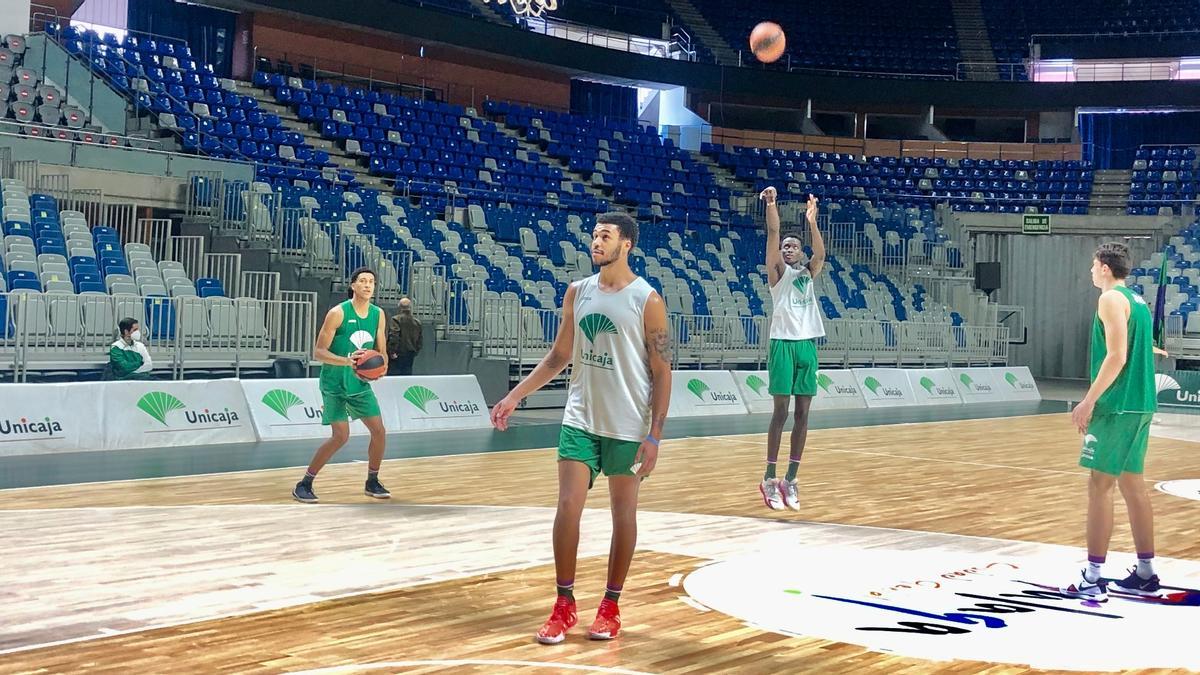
[130,330,142,342]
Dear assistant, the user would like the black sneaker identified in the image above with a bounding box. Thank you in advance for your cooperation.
[1114,567,1161,596]
[292,481,318,503]
[365,479,391,499]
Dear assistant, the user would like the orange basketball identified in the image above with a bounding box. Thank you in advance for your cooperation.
[354,349,387,381]
[749,22,786,63]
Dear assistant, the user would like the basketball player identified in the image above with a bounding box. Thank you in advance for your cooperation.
[292,267,390,504]
[1060,243,1161,601]
[491,212,672,644]
[758,187,825,511]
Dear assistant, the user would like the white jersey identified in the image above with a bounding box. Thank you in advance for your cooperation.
[561,274,655,442]
[769,264,825,340]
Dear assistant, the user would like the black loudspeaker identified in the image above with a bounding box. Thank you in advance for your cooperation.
[975,262,1001,293]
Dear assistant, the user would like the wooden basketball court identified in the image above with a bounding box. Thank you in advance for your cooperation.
[2,406,1198,673]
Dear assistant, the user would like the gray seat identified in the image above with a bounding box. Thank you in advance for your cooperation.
[177,297,209,342]
[80,294,116,339]
[206,297,237,340]
[47,293,82,340]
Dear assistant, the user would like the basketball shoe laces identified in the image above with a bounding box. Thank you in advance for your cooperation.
[542,596,577,635]
[591,597,620,635]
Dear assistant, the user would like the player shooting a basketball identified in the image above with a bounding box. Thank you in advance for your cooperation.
[293,266,391,504]
[491,212,672,645]
[759,187,825,511]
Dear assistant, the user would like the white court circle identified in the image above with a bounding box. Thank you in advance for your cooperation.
[1156,479,1200,502]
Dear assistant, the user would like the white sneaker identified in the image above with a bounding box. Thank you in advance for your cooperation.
[780,479,800,511]
[1059,570,1108,602]
[759,479,784,510]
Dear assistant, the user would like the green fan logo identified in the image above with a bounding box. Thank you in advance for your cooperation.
[863,377,882,395]
[793,276,810,294]
[959,373,974,387]
[137,391,186,425]
[687,378,711,400]
[745,374,767,396]
[959,372,993,393]
[919,377,936,394]
[578,313,617,370]
[262,389,305,419]
[400,385,482,417]
[817,373,833,393]
[403,385,440,413]
[579,313,618,343]
[137,391,240,427]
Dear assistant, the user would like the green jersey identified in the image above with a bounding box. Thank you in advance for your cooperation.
[319,300,381,396]
[1089,285,1156,415]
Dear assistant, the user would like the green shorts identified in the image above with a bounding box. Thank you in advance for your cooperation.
[320,388,382,425]
[1079,413,1153,476]
[768,338,819,396]
[558,425,641,488]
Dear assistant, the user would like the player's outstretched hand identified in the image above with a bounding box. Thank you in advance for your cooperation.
[491,393,519,431]
[759,186,777,204]
[806,193,819,223]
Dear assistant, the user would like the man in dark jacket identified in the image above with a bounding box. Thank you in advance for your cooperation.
[387,297,423,376]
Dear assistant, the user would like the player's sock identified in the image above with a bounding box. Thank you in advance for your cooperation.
[763,461,777,481]
[556,579,574,601]
[367,469,380,483]
[1136,552,1155,579]
[301,470,317,487]
[1085,555,1105,583]
[785,458,800,482]
[604,584,621,603]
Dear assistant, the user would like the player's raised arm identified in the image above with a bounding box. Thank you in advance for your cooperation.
[805,194,826,279]
[762,186,784,287]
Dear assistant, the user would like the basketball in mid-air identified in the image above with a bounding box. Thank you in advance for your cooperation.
[354,349,387,380]
[750,22,786,63]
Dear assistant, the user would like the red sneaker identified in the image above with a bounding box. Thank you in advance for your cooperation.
[535,596,577,644]
[587,598,621,640]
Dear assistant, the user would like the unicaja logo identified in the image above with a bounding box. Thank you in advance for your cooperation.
[1004,372,1035,391]
[817,373,833,393]
[791,276,813,305]
[578,313,617,370]
[687,378,740,404]
[960,373,992,392]
[1156,372,1200,406]
[136,391,240,427]
[0,415,64,440]
[919,376,956,397]
[863,376,902,398]
[403,385,480,416]
[261,389,321,422]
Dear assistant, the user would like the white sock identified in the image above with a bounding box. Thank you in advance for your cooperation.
[1136,556,1155,579]
[1085,561,1103,583]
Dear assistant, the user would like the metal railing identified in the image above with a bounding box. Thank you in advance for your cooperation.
[1,291,317,381]
[470,306,1009,373]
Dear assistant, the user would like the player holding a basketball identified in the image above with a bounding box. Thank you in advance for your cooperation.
[491,212,672,644]
[1060,243,1161,600]
[759,187,825,511]
[293,267,391,504]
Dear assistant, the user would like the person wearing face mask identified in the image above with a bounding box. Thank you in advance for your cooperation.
[106,317,154,380]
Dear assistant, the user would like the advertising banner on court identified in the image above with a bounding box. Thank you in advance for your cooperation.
[670,370,748,417]
[994,366,1042,401]
[0,383,95,455]
[730,370,773,413]
[1156,369,1200,410]
[375,375,491,431]
[951,368,1008,403]
[811,370,868,410]
[100,380,256,450]
[241,379,368,440]
[852,368,917,408]
[906,369,963,406]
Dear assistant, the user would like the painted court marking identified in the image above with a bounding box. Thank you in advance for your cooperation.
[292,661,654,674]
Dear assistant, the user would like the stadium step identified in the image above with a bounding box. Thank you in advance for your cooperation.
[663,0,739,65]
[950,0,1000,81]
